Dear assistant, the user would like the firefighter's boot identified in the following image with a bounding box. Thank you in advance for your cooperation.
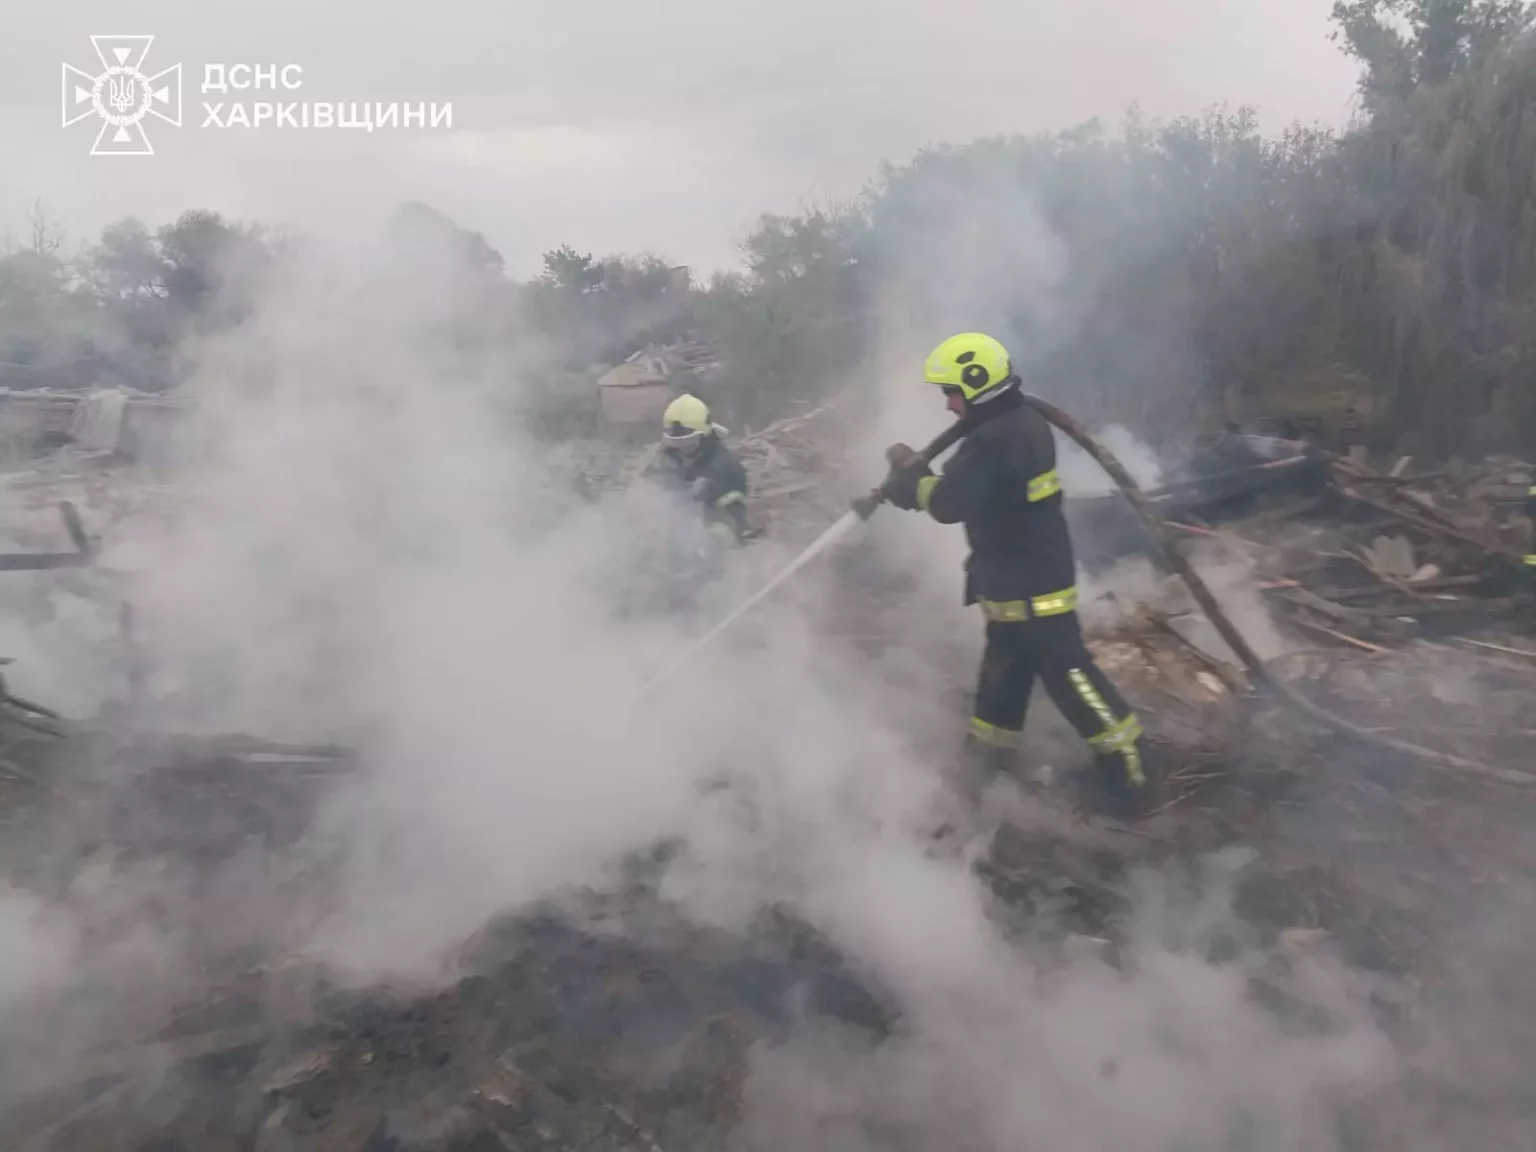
[1085,739,1157,821]
[958,733,1022,806]
[926,735,1016,847]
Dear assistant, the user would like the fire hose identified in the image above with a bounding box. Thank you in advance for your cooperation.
[854,396,1525,787]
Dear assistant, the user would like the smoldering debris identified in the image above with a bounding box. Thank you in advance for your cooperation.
[2,405,1536,1149]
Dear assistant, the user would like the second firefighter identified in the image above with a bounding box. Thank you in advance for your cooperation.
[883,331,1152,818]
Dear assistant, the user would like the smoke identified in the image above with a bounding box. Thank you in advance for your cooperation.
[665,138,1392,1149]
[0,887,74,1012]
[739,868,1392,1151]
[0,170,1387,1148]
[1059,423,1165,494]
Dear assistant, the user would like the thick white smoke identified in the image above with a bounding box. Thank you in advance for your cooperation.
[0,192,1386,1148]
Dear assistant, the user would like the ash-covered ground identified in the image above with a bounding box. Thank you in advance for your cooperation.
[3,440,1536,1152]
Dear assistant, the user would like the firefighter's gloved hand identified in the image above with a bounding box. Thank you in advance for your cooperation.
[883,451,933,511]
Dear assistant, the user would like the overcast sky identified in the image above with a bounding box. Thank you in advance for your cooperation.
[1,0,1360,277]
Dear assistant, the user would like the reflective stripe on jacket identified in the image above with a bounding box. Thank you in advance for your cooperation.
[913,389,1077,605]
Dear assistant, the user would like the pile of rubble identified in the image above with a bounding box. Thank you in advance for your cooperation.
[1216,452,1534,654]
[0,385,188,469]
[730,401,862,539]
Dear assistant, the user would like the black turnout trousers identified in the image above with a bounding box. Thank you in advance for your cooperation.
[970,611,1146,786]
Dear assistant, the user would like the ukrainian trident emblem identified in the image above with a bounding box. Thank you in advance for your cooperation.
[62,35,183,156]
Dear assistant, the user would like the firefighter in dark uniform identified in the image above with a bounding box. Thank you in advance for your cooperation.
[654,393,749,545]
[882,332,1151,818]
[632,393,750,614]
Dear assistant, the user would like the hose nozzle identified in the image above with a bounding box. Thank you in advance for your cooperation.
[850,488,885,520]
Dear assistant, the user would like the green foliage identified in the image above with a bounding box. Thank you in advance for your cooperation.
[385,201,505,278]
[693,19,1536,453]
[524,250,690,367]
[6,12,1536,457]
[1323,33,1536,447]
[0,207,279,390]
[88,219,167,302]
[1330,0,1533,109]
[852,108,1349,439]
[692,207,870,428]
[538,245,603,294]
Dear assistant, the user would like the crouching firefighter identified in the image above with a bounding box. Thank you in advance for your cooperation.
[882,332,1153,819]
[655,393,750,545]
[635,394,752,612]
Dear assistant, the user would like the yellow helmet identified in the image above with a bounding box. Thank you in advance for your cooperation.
[662,393,715,449]
[923,332,1015,403]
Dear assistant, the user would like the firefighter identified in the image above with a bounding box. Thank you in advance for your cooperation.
[654,393,749,545]
[1526,479,1536,592]
[882,332,1152,819]
[627,393,750,616]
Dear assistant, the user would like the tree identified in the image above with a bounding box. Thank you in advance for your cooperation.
[739,208,865,286]
[0,206,98,388]
[538,245,603,294]
[383,201,505,282]
[16,198,65,258]
[1331,0,1534,109]
[690,206,871,427]
[88,218,168,301]
[156,209,271,315]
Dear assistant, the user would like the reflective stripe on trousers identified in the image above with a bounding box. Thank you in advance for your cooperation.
[1070,668,1146,786]
[969,716,1024,748]
[966,596,1145,784]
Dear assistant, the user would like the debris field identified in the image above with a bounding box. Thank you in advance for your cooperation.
[1,424,1535,1150]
